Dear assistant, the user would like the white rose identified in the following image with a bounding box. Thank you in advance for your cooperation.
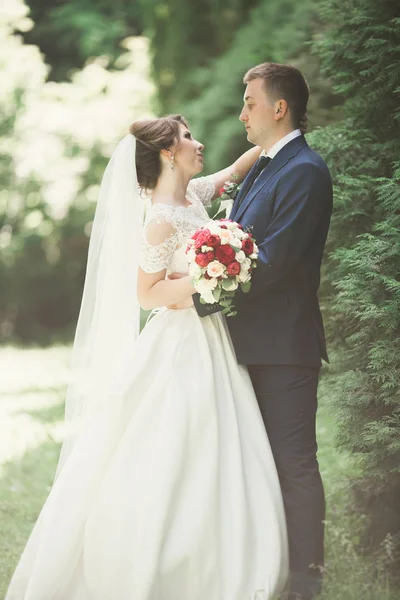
[201,245,213,252]
[207,260,225,278]
[233,229,245,240]
[238,258,252,284]
[230,236,242,249]
[249,252,258,259]
[207,221,221,235]
[189,262,203,278]
[219,229,233,245]
[236,250,246,263]
[238,271,251,284]
[196,279,218,303]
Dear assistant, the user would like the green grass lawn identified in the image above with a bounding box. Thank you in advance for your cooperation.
[0,347,397,599]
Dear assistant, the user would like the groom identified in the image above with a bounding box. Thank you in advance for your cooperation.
[228,63,333,599]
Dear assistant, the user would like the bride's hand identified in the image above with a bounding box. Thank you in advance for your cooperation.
[167,272,194,309]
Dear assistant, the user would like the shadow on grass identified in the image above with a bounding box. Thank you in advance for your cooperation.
[22,399,66,424]
[0,436,61,598]
[3,385,67,397]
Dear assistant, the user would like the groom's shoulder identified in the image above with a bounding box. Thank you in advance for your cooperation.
[291,142,331,184]
[300,140,330,173]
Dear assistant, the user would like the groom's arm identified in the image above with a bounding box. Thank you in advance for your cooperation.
[242,162,332,300]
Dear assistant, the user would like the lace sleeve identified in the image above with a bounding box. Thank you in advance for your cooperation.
[140,208,180,274]
[187,176,216,207]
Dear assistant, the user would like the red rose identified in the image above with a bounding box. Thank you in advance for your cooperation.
[226,261,241,276]
[194,228,211,249]
[206,234,220,248]
[242,239,254,255]
[195,251,214,267]
[215,245,236,265]
[219,187,226,196]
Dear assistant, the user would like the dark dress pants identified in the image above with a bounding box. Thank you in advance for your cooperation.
[248,365,325,599]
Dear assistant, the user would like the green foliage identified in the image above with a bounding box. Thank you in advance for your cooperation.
[146,0,339,172]
[0,1,154,343]
[139,0,259,115]
[309,0,400,561]
[21,0,143,80]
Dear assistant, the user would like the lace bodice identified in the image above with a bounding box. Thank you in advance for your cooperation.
[140,176,215,274]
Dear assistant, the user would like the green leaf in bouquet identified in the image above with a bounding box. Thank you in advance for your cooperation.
[229,243,242,252]
[205,197,222,219]
[219,298,232,308]
[240,281,252,294]
[221,278,237,292]
[222,306,237,317]
[213,287,222,303]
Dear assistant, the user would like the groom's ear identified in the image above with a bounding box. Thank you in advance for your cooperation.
[273,99,289,121]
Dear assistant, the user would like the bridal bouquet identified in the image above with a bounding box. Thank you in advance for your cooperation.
[186,220,258,317]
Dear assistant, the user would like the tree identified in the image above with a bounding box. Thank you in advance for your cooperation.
[164,0,339,173]
[0,0,154,343]
[20,0,143,80]
[139,0,259,115]
[308,0,400,563]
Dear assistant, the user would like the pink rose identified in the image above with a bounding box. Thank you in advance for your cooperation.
[195,251,214,267]
[226,261,241,276]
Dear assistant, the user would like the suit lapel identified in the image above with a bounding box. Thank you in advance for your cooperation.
[230,160,259,218]
[232,135,307,222]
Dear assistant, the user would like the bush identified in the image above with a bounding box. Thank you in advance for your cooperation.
[309,0,400,564]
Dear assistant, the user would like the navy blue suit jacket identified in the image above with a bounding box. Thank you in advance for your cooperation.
[227,135,332,367]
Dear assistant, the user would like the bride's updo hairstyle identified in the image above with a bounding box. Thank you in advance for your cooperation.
[129,114,189,191]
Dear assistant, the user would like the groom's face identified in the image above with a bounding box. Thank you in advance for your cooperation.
[239,78,276,148]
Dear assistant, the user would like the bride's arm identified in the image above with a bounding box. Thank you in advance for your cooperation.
[138,217,195,310]
[207,145,262,200]
[138,269,195,311]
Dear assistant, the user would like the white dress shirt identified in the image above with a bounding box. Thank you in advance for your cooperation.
[261,129,302,159]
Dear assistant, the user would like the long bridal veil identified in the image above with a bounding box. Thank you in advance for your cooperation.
[56,134,143,476]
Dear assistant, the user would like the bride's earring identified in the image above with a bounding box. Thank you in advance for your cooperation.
[170,155,175,171]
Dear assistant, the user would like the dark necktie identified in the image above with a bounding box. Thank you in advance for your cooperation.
[238,155,271,206]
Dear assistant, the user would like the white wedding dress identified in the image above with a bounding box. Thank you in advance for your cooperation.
[6,177,288,600]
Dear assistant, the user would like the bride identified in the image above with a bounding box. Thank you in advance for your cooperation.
[6,114,288,600]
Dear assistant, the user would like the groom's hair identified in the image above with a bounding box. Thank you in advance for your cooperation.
[244,62,309,131]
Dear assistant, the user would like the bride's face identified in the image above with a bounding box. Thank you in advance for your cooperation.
[173,124,204,177]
